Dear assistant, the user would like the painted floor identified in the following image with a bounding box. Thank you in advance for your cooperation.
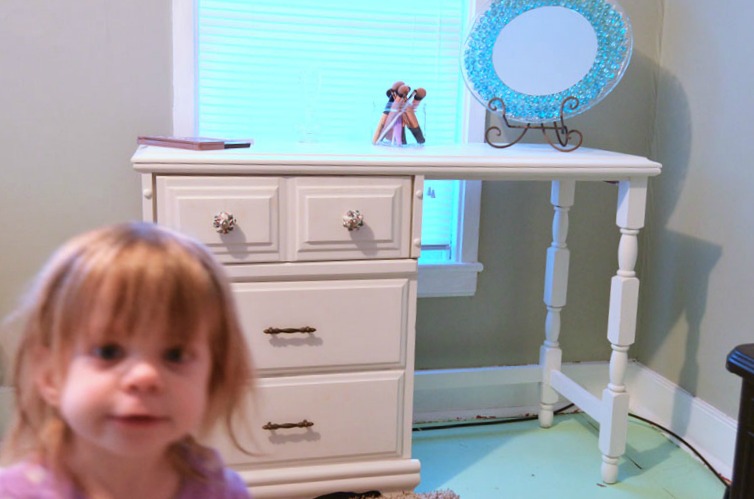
[412,413,727,498]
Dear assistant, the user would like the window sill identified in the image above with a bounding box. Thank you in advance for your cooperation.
[418,262,484,298]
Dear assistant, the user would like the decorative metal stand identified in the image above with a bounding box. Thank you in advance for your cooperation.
[485,96,584,152]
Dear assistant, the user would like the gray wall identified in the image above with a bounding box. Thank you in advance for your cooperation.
[1,1,746,419]
[0,2,172,380]
[635,0,754,418]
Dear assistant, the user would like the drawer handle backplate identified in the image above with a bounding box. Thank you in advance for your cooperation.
[342,209,364,231]
[213,211,237,234]
[263,326,316,335]
[263,420,314,431]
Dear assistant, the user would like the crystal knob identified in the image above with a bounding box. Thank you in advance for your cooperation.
[342,210,364,231]
[213,211,236,234]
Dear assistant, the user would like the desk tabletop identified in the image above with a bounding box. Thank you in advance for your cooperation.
[132,142,661,181]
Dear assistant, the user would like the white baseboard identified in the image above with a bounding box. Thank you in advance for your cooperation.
[414,360,737,479]
[625,362,736,480]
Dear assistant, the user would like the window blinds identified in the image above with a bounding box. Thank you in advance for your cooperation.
[196,0,467,263]
[196,0,466,144]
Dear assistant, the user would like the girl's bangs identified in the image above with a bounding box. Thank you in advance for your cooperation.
[80,241,223,346]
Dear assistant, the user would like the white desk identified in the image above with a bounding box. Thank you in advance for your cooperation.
[133,142,661,494]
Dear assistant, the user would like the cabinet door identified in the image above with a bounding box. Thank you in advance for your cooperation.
[156,176,284,263]
[234,278,410,374]
[289,177,412,261]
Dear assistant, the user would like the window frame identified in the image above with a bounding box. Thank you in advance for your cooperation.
[170,0,485,297]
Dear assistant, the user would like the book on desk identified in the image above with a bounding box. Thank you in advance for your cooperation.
[137,136,253,151]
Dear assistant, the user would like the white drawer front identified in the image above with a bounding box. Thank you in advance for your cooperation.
[289,177,412,261]
[215,371,405,467]
[156,176,284,263]
[234,279,409,374]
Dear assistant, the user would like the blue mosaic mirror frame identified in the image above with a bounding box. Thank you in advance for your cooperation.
[463,0,633,124]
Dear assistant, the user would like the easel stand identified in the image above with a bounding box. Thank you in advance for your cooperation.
[485,96,584,152]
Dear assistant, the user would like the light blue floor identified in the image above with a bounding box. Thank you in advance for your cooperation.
[412,413,727,498]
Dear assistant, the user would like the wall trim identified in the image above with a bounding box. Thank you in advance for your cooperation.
[414,361,736,479]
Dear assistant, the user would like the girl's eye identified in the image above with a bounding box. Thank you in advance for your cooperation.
[92,343,124,361]
[164,347,189,364]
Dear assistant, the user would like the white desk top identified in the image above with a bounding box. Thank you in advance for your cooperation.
[132,142,661,181]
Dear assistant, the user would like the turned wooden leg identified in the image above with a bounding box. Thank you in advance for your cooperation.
[600,177,647,483]
[540,180,575,428]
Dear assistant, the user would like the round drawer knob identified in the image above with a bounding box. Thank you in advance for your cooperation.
[213,211,237,234]
[342,210,364,231]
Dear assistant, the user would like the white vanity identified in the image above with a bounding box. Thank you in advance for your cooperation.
[132,142,661,498]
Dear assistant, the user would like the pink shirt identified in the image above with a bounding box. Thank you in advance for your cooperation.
[0,446,250,498]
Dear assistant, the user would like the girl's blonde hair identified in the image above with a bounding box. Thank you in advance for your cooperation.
[2,222,254,477]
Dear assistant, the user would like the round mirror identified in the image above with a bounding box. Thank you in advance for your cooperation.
[463,0,632,123]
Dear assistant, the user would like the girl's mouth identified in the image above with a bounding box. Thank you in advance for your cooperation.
[110,414,168,426]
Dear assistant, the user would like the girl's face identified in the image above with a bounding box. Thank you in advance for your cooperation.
[39,328,212,462]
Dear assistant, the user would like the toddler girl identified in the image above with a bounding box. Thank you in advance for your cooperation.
[0,222,254,498]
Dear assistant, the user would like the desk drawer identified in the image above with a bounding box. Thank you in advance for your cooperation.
[217,371,405,467]
[156,176,284,263]
[156,175,413,263]
[233,278,410,374]
[289,177,412,261]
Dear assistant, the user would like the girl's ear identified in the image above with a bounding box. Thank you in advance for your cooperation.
[37,373,60,407]
[34,348,61,408]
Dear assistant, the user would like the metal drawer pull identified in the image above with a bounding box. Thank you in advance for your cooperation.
[263,420,314,431]
[263,326,316,335]
[213,211,237,234]
[342,209,364,231]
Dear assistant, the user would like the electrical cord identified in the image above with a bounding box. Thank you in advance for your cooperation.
[627,412,730,487]
[413,406,730,487]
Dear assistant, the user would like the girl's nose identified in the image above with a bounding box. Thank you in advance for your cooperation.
[122,359,164,392]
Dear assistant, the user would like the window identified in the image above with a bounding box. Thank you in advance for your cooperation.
[172,0,485,297]
[418,179,483,297]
